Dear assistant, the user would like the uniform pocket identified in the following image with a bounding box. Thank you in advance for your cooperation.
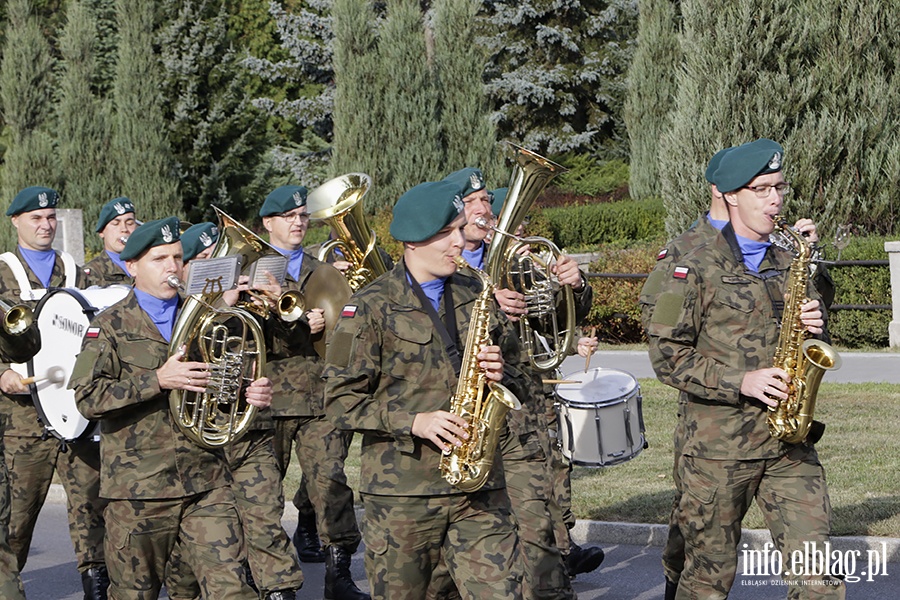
[383,311,432,382]
[362,520,389,556]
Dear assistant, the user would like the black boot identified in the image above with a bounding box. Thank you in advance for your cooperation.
[81,565,110,600]
[325,546,370,600]
[265,590,298,600]
[292,516,326,563]
[565,541,605,578]
[665,578,678,600]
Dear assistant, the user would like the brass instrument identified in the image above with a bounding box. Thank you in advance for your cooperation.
[167,207,283,448]
[483,144,575,372]
[766,219,842,444]
[440,257,521,492]
[307,173,388,291]
[0,299,41,364]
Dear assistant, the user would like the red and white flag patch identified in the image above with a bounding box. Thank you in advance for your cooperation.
[86,327,101,339]
[657,248,668,261]
[673,266,689,279]
[340,305,358,318]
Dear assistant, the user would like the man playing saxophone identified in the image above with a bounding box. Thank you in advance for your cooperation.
[83,196,139,286]
[646,139,844,599]
[323,180,523,599]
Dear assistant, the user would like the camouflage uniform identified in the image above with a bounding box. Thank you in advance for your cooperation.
[83,250,133,287]
[0,416,25,600]
[323,260,522,600]
[646,223,844,599]
[69,291,256,599]
[0,249,107,576]
[269,253,361,551]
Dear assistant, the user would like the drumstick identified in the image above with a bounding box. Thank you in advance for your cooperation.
[21,366,66,386]
[584,326,596,373]
[543,379,580,385]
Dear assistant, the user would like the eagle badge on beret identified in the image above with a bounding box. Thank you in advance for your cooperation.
[768,152,782,170]
[114,202,126,215]
[162,224,173,243]
[199,231,213,247]
[293,191,304,206]
[469,172,483,190]
[38,193,49,208]
[453,194,464,213]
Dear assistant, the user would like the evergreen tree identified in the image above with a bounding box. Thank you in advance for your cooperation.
[479,0,638,157]
[432,0,502,181]
[624,0,678,200]
[158,0,269,223]
[57,0,118,254]
[111,0,180,220]
[84,0,119,96]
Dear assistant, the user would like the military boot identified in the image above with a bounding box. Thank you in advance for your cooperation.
[81,565,110,600]
[324,545,369,600]
[292,515,326,563]
[664,578,678,600]
[565,540,605,579]
[265,590,298,600]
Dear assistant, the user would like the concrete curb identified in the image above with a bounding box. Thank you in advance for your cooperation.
[48,484,900,563]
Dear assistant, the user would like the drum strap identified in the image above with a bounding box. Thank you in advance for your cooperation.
[0,251,77,301]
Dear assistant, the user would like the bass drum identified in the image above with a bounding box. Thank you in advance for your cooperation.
[28,286,130,441]
[555,367,646,467]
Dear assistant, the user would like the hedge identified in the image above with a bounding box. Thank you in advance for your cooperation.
[542,197,666,251]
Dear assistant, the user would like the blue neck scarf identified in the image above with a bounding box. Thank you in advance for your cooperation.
[106,250,130,276]
[407,273,447,312]
[19,246,56,288]
[461,243,485,271]
[707,215,728,231]
[134,288,179,342]
[275,245,304,281]
[735,234,771,273]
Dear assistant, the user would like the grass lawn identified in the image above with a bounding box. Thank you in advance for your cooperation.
[286,381,900,538]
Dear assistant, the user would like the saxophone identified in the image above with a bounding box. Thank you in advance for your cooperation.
[766,219,841,444]
[440,257,522,492]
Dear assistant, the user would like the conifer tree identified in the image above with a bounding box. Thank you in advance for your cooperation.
[624,0,678,200]
[111,0,180,220]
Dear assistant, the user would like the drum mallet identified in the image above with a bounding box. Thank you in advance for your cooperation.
[584,326,597,373]
[21,366,66,386]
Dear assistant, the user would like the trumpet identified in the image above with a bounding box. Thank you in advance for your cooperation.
[0,299,41,364]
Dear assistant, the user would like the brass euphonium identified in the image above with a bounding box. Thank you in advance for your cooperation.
[483,144,575,372]
[441,257,521,492]
[766,219,842,444]
[307,173,388,291]
[0,299,40,364]
[167,207,283,448]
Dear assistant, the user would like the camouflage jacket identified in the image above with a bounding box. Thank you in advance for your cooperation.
[266,253,328,417]
[0,248,86,437]
[69,291,229,499]
[83,251,133,287]
[322,259,530,497]
[646,224,827,460]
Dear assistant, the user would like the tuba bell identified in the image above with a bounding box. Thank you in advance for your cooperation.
[307,173,388,291]
[482,144,575,372]
[167,207,282,449]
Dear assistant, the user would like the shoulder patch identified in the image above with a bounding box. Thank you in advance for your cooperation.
[340,305,358,318]
[657,248,668,261]
[673,266,689,279]
[651,291,685,328]
[86,327,101,339]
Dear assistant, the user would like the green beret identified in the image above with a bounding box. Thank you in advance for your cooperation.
[704,147,734,184]
[120,216,182,261]
[443,167,486,199]
[7,186,60,216]
[490,188,508,217]
[714,139,784,193]
[259,185,308,217]
[390,181,464,243]
[95,197,136,232]
[181,222,219,262]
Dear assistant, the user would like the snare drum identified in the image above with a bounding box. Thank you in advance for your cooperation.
[26,286,130,441]
[555,367,646,467]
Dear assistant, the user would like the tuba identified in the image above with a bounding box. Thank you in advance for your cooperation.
[0,299,40,364]
[167,207,284,448]
[307,173,388,291]
[766,219,842,444]
[440,257,521,492]
[482,144,575,372]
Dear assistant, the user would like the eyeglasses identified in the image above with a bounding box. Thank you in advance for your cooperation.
[742,183,792,198]
[278,212,310,223]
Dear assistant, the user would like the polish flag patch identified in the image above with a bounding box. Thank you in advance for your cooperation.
[673,266,689,279]
[340,305,358,318]
[656,248,668,260]
[86,327,101,339]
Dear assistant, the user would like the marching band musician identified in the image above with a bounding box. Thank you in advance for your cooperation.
[83,196,139,286]
[69,217,270,599]
[0,186,110,599]
[645,139,844,599]
[260,185,368,600]
[323,179,524,599]
[165,217,303,600]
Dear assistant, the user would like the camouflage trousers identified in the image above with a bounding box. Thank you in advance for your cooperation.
[546,400,575,554]
[3,434,105,572]
[104,486,255,600]
[662,399,688,585]
[166,429,304,598]
[0,435,25,600]
[274,415,361,550]
[362,490,521,600]
[677,447,846,600]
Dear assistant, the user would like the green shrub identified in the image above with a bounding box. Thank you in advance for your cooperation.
[826,235,891,348]
[554,154,630,197]
[543,197,666,251]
